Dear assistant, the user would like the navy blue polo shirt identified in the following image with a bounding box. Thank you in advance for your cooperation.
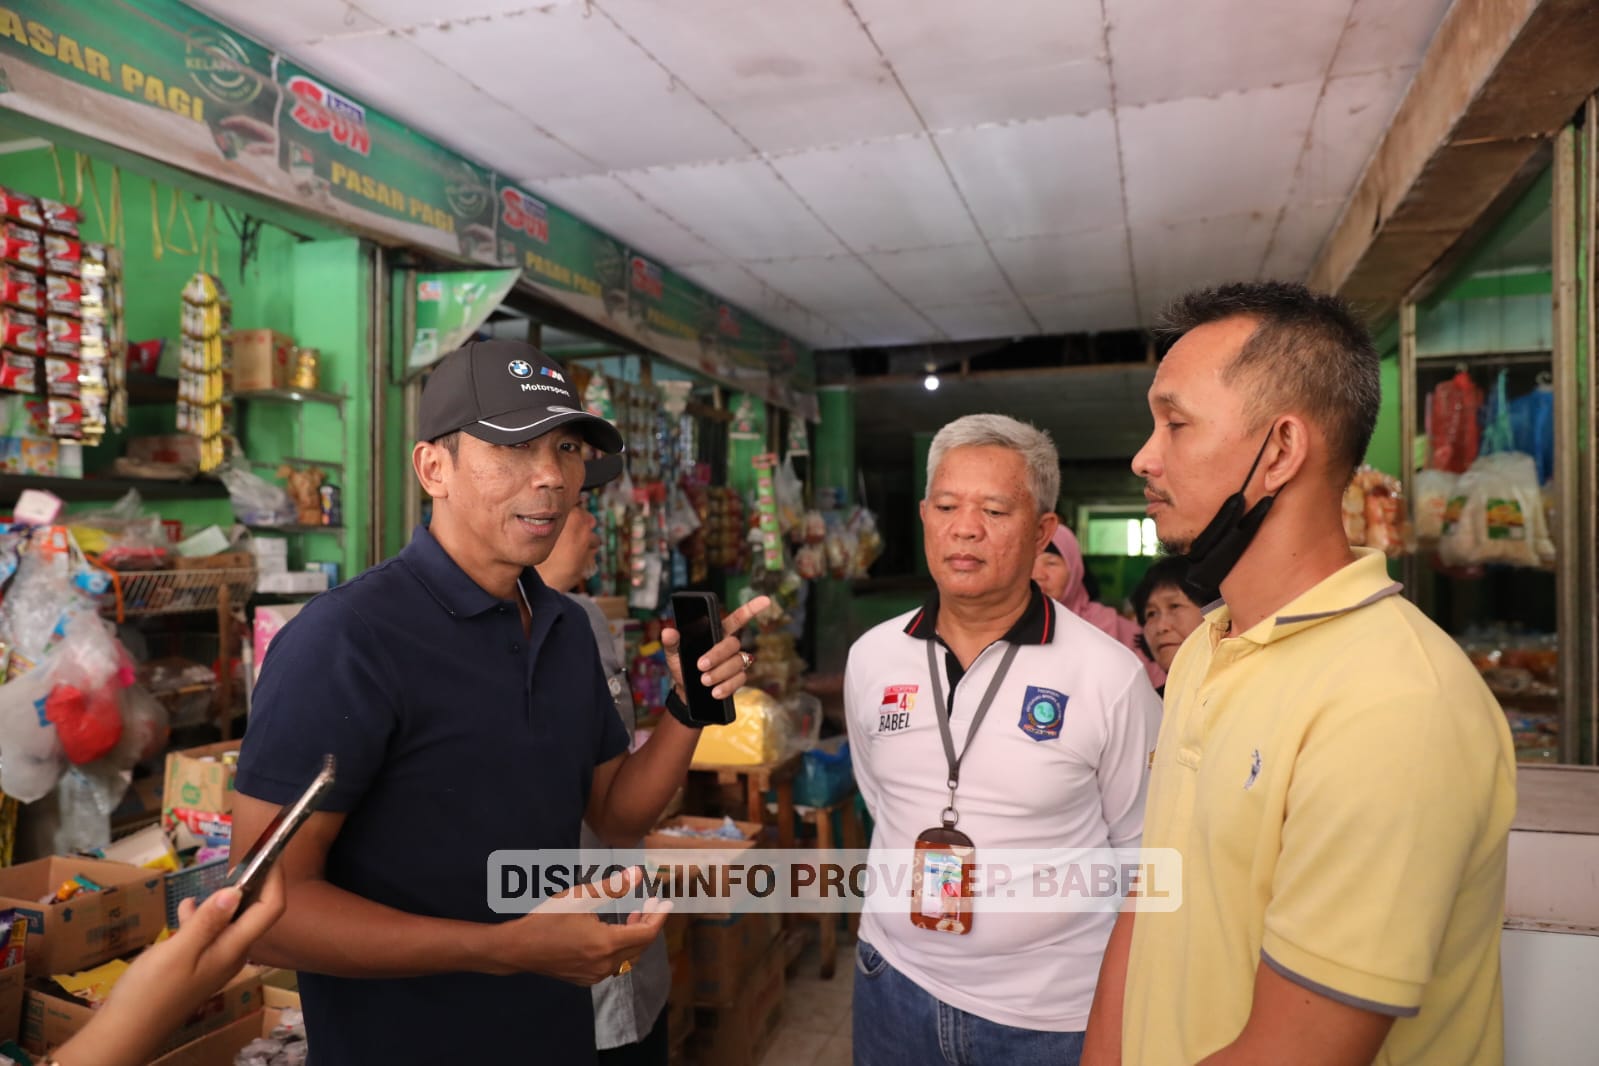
[237,525,629,1065]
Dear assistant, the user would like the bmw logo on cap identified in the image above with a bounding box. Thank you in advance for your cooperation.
[508,359,533,378]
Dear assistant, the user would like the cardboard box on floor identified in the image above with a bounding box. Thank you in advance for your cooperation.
[690,949,784,1066]
[22,963,264,1058]
[147,997,298,1066]
[163,742,240,819]
[0,940,24,1046]
[690,911,781,1007]
[0,858,165,974]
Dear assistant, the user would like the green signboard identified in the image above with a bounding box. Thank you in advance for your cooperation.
[276,59,496,262]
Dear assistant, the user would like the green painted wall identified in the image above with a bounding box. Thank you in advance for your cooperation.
[0,141,372,580]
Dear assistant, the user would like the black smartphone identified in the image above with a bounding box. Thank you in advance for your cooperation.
[670,591,736,726]
[225,754,336,917]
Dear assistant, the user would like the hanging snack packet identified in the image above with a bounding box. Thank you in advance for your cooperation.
[0,226,41,270]
[0,190,41,229]
[38,198,81,237]
[43,235,82,276]
[0,310,41,355]
[0,267,40,312]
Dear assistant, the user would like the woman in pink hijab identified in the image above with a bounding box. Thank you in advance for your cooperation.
[1033,526,1166,689]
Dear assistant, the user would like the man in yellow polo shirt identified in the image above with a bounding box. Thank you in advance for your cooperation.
[1083,282,1515,1066]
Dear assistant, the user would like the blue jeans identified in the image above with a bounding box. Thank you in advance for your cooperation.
[851,939,1085,1066]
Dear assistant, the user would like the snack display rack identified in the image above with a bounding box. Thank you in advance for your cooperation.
[97,567,257,623]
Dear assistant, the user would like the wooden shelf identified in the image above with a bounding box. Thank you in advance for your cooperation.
[0,473,227,502]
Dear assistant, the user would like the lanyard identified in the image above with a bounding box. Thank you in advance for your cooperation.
[925,639,1020,829]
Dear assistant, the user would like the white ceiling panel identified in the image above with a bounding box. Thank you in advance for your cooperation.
[400,6,746,175]
[829,305,944,347]
[623,160,846,260]
[1292,68,1413,205]
[1131,211,1280,319]
[1332,0,1453,77]
[1025,290,1141,334]
[287,34,596,180]
[856,0,1111,128]
[1119,81,1323,227]
[770,138,980,252]
[188,0,380,45]
[355,0,574,30]
[745,256,904,313]
[597,0,920,153]
[677,261,852,347]
[935,112,1125,241]
[532,175,722,266]
[863,245,1014,308]
[189,0,1453,351]
[1260,199,1345,280]
[991,228,1133,298]
[922,300,1036,341]
[1107,0,1348,108]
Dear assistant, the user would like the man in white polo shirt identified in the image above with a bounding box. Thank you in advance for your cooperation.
[846,413,1162,1066]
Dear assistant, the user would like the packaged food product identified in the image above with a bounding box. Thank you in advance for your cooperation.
[0,310,40,355]
[43,235,82,275]
[1412,468,1457,541]
[44,274,82,316]
[48,398,84,438]
[0,189,41,229]
[43,357,80,397]
[0,267,40,312]
[0,353,37,394]
[38,198,81,237]
[0,225,41,269]
[45,314,82,356]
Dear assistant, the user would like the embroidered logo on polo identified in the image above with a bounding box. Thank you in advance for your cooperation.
[1244,748,1262,790]
[508,359,533,378]
[1018,685,1067,741]
[879,684,917,734]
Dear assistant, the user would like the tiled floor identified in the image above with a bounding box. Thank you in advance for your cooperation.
[759,933,855,1066]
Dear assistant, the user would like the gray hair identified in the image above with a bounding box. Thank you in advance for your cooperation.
[925,414,1060,515]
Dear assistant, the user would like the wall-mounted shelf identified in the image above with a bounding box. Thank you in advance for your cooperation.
[245,523,343,534]
[0,473,227,503]
[235,387,345,409]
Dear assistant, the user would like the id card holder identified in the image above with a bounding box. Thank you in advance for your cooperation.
[910,825,976,935]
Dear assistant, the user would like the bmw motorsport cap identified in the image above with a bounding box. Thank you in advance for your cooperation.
[418,338,624,455]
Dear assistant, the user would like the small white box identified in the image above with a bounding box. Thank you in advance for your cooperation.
[256,570,328,595]
[250,537,290,574]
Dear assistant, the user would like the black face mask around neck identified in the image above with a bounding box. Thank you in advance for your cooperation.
[1182,425,1277,591]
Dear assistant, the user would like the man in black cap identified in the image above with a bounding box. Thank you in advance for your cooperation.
[233,339,768,1064]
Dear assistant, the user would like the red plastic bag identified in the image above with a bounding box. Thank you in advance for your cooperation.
[44,682,124,765]
[1428,371,1482,473]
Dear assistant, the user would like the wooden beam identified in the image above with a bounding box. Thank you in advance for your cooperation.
[1308,0,1599,318]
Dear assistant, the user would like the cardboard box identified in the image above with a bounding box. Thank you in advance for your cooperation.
[644,816,762,853]
[22,963,264,1058]
[162,742,240,818]
[0,858,164,974]
[231,329,294,393]
[260,968,300,1011]
[145,999,302,1066]
[690,911,781,1007]
[690,949,784,1066]
[0,946,24,1045]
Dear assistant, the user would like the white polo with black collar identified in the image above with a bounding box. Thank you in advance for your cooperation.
[845,582,1163,1032]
